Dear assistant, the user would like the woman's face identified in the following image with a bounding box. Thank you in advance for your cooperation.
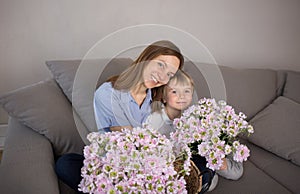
[142,55,180,89]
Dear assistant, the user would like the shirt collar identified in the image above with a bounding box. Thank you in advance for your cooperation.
[127,89,152,104]
[162,107,173,125]
[145,89,152,103]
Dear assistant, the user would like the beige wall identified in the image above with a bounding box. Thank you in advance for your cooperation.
[1,0,300,123]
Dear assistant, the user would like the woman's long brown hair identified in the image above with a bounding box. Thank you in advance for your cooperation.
[107,40,184,90]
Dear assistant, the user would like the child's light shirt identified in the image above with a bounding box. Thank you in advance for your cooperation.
[144,108,175,138]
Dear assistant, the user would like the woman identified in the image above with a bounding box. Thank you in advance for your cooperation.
[94,40,184,132]
[55,40,184,192]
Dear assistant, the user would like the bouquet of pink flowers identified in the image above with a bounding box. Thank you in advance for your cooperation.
[79,127,188,193]
[171,98,254,171]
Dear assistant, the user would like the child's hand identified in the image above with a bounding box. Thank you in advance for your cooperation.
[220,158,228,170]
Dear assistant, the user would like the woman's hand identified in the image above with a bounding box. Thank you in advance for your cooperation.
[110,126,133,132]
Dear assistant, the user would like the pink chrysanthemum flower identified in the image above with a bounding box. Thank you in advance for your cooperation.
[79,127,188,193]
[171,98,254,171]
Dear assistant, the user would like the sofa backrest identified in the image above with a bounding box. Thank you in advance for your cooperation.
[184,61,279,120]
[220,66,278,120]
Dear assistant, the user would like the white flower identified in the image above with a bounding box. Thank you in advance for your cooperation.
[218,100,227,106]
[248,125,254,134]
[225,144,232,155]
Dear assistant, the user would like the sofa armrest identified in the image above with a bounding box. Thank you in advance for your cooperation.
[0,117,60,194]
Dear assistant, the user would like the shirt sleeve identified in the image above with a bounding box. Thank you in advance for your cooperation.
[94,82,114,130]
[94,82,132,130]
[143,114,152,128]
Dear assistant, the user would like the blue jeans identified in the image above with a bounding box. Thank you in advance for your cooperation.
[55,153,84,193]
[191,155,215,194]
[55,128,111,192]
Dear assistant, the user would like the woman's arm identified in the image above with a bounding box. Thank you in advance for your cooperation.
[94,82,133,130]
[110,126,133,132]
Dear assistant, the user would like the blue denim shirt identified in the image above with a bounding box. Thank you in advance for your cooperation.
[94,82,152,132]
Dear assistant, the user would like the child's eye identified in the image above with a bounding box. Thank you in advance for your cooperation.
[185,90,191,93]
[171,90,177,94]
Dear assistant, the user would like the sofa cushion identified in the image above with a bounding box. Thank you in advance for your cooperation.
[210,160,291,194]
[246,141,300,193]
[46,58,133,102]
[248,96,300,166]
[220,66,277,120]
[276,70,288,97]
[283,71,300,104]
[0,79,85,156]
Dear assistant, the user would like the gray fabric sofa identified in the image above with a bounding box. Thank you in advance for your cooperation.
[0,58,299,194]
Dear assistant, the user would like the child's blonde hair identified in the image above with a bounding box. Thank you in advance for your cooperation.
[151,70,194,113]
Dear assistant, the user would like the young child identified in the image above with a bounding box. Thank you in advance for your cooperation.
[144,70,243,193]
[145,70,195,138]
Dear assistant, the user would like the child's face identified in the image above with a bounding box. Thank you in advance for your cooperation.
[165,82,193,111]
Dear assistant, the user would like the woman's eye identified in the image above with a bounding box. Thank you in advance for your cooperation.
[158,62,164,68]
